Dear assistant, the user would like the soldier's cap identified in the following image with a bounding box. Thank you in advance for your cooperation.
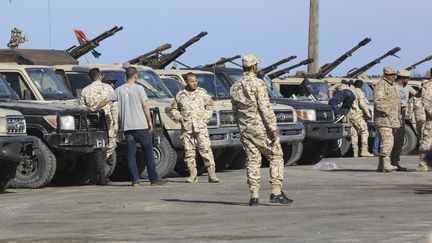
[396,69,410,78]
[242,54,261,67]
[383,66,396,75]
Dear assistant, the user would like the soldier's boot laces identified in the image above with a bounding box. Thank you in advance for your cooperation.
[383,157,397,172]
[207,166,220,183]
[185,166,198,183]
[360,147,374,157]
[416,161,430,172]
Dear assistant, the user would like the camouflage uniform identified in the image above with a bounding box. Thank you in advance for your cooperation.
[350,87,372,157]
[374,75,402,171]
[409,96,426,142]
[170,88,215,170]
[418,80,432,171]
[230,72,284,198]
[79,81,118,159]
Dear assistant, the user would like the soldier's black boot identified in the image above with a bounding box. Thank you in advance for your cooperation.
[249,198,259,206]
[270,192,293,204]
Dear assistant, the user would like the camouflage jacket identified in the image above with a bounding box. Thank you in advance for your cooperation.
[374,77,401,128]
[79,81,118,127]
[350,87,371,121]
[408,96,426,123]
[230,72,277,137]
[170,87,214,132]
[422,80,432,121]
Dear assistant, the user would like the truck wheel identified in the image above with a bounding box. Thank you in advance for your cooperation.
[297,141,328,165]
[227,150,246,170]
[326,138,351,157]
[0,160,17,192]
[105,150,117,178]
[215,148,236,172]
[53,150,103,186]
[10,137,56,189]
[283,142,304,166]
[109,148,145,182]
[140,136,177,179]
[174,154,206,176]
[402,125,417,155]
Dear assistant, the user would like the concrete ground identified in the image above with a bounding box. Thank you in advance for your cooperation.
[0,155,431,243]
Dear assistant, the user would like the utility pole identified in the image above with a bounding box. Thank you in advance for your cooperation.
[308,0,319,74]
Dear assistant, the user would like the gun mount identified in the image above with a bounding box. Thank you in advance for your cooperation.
[346,47,401,78]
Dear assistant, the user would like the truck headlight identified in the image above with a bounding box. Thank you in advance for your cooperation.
[275,110,295,123]
[296,109,316,121]
[44,115,75,130]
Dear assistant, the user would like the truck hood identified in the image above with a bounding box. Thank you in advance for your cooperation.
[0,100,88,115]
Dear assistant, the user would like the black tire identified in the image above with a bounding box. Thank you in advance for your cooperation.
[283,142,304,166]
[215,148,236,172]
[109,147,145,182]
[0,160,17,192]
[174,153,206,176]
[227,149,246,170]
[402,125,417,155]
[10,137,56,189]
[140,136,177,179]
[326,137,351,157]
[53,151,102,186]
[297,141,328,165]
[105,150,117,178]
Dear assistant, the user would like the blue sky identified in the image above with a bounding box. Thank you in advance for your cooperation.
[1,0,431,76]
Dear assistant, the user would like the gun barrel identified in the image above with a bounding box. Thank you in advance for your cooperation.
[128,43,172,65]
[346,47,401,78]
[267,58,314,79]
[258,55,297,77]
[315,37,371,79]
[67,26,123,59]
[405,55,432,71]
[201,55,241,68]
[151,31,208,69]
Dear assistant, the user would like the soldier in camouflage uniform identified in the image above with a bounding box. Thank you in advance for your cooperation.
[170,72,220,183]
[79,68,118,185]
[408,86,426,145]
[230,54,293,206]
[374,67,400,172]
[417,76,432,172]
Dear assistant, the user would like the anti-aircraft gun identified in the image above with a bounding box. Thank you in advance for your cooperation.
[200,55,241,68]
[66,26,123,59]
[267,58,314,79]
[149,31,208,69]
[314,37,371,79]
[128,43,172,66]
[257,55,297,78]
[404,55,432,71]
[346,47,401,78]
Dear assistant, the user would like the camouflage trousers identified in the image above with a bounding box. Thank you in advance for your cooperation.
[241,133,284,198]
[378,126,404,163]
[106,117,117,159]
[418,121,432,164]
[416,120,425,144]
[350,118,369,153]
[181,129,215,169]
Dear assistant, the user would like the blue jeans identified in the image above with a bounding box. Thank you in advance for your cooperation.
[124,129,159,182]
[372,130,381,155]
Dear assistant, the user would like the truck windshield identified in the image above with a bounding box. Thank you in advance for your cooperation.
[26,68,74,100]
[195,74,230,100]
[228,74,242,83]
[104,71,126,89]
[361,82,374,102]
[162,78,184,96]
[263,76,284,98]
[137,70,172,99]
[307,82,329,101]
[0,76,19,99]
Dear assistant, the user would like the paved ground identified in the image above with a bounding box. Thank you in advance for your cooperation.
[0,156,431,243]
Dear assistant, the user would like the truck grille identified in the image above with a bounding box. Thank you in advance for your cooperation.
[6,116,26,134]
[316,109,334,122]
[74,113,102,131]
[219,110,236,127]
[275,110,294,123]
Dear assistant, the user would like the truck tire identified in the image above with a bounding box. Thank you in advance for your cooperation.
[297,141,328,165]
[109,148,146,181]
[140,136,177,179]
[228,150,246,170]
[402,125,417,155]
[215,148,236,172]
[0,160,17,192]
[105,150,117,178]
[53,150,103,186]
[283,142,304,166]
[326,138,351,157]
[10,137,56,189]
